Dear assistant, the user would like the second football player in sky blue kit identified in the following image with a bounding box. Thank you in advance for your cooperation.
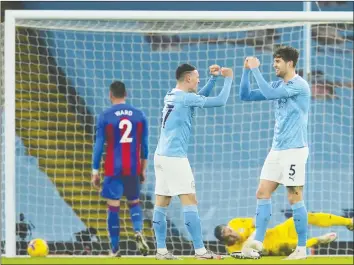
[239,46,311,260]
[153,64,233,260]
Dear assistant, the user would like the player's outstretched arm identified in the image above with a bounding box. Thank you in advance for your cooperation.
[203,67,233,107]
[140,114,149,184]
[198,64,220,97]
[183,67,233,108]
[239,58,267,101]
[247,57,301,100]
[202,67,233,107]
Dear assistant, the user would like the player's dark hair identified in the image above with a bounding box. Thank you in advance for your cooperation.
[273,46,299,67]
[110,81,126,98]
[175,63,196,81]
[214,224,226,242]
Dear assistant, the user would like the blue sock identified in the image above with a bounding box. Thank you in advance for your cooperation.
[153,206,167,249]
[292,201,308,247]
[107,205,120,252]
[129,202,143,233]
[183,205,204,250]
[254,199,272,242]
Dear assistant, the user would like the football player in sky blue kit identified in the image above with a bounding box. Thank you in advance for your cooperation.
[239,46,311,260]
[91,81,149,257]
[153,64,233,260]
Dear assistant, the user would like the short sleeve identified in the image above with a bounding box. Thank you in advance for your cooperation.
[183,93,207,108]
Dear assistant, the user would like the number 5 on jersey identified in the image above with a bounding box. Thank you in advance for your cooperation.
[119,119,133,143]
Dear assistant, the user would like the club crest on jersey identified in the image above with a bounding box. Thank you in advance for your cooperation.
[276,98,288,109]
[115,110,133,116]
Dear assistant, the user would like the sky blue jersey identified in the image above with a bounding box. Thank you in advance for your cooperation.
[239,68,311,150]
[156,76,233,157]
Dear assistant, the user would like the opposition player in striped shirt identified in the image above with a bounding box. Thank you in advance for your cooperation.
[91,81,149,257]
[239,46,311,260]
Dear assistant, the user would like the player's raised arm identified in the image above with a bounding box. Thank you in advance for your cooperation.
[139,113,149,184]
[247,57,303,100]
[184,67,233,108]
[91,113,106,189]
[239,58,267,101]
[198,64,220,97]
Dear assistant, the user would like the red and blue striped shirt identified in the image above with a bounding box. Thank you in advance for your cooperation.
[92,103,148,177]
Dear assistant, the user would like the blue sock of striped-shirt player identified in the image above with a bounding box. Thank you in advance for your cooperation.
[108,202,143,254]
[153,205,207,255]
[108,205,120,253]
[128,201,143,233]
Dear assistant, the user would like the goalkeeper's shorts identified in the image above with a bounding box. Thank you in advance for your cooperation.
[154,154,196,196]
[260,147,309,186]
[101,176,140,200]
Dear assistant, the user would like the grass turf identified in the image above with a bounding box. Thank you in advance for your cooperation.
[2,256,353,264]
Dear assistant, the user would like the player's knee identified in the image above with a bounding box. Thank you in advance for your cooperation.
[179,193,198,205]
[287,194,302,205]
[287,192,303,204]
[107,199,120,207]
[286,186,303,204]
[127,199,140,207]
[256,188,272,199]
[256,180,277,199]
[155,195,172,207]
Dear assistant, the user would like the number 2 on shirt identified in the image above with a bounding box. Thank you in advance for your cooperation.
[119,119,133,143]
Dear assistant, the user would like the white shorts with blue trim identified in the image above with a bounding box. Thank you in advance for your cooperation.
[154,154,196,196]
[260,147,309,187]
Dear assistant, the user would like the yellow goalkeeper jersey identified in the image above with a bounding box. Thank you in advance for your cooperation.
[225,217,296,255]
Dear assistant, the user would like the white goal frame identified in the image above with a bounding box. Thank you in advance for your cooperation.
[3,10,353,257]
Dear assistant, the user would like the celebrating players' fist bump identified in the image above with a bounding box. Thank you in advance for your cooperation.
[221,67,233,78]
[247,57,260,69]
[209,64,221,76]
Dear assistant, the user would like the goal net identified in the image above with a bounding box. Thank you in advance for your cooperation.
[2,13,353,256]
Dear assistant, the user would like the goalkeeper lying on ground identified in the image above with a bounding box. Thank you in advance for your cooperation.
[214,213,353,257]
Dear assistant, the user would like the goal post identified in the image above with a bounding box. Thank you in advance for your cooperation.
[3,10,353,257]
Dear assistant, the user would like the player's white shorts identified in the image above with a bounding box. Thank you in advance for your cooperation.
[260,147,309,186]
[154,154,196,196]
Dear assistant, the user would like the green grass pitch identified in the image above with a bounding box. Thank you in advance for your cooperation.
[2,256,353,264]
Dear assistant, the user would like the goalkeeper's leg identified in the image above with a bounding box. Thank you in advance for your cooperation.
[308,213,353,230]
[306,232,337,247]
